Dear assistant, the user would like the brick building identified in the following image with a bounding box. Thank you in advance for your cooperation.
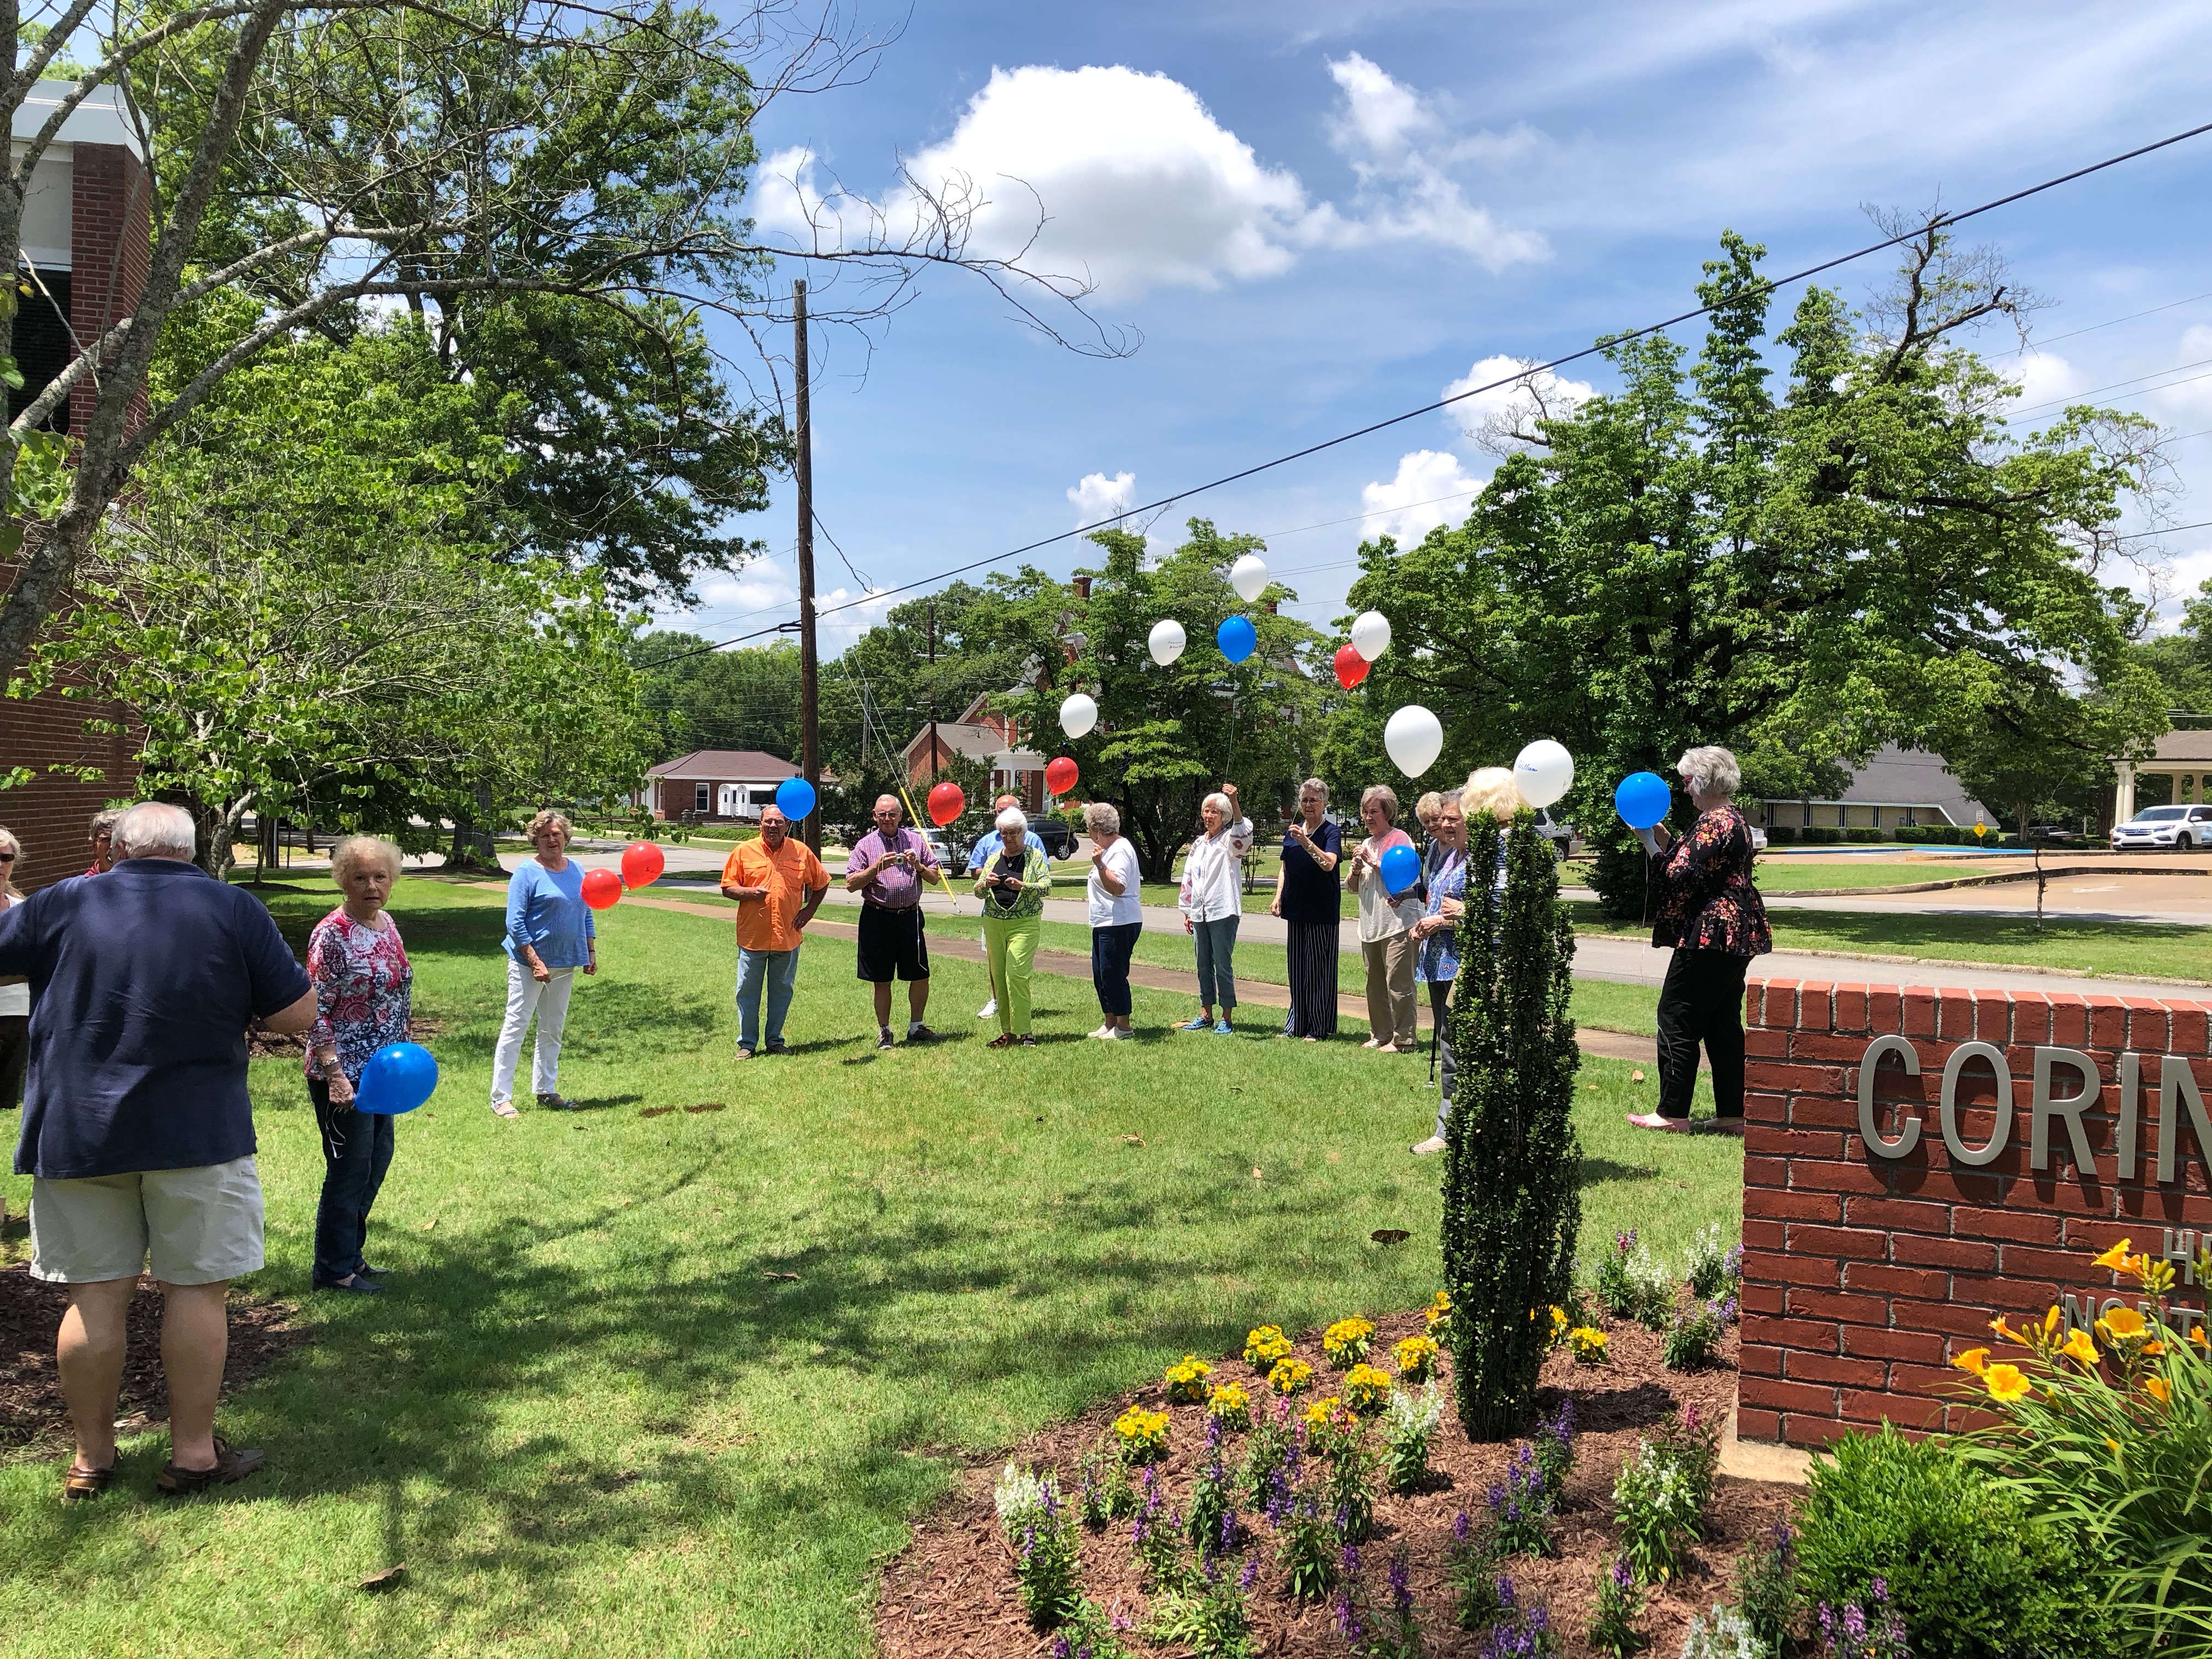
[1,82,152,889]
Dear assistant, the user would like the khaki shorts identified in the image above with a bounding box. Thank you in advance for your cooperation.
[29,1156,264,1285]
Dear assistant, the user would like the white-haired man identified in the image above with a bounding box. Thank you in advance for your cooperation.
[719,805,830,1058]
[0,802,315,1501]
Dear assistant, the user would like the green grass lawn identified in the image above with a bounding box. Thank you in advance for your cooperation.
[0,879,1731,1658]
[1570,901,2212,980]
[1737,855,2016,892]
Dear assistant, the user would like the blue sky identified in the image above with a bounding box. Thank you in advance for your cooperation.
[662,1,2212,656]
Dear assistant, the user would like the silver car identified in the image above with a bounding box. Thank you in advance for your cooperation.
[2112,804,2212,850]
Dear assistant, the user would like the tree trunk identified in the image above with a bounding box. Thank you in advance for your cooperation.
[447,783,500,872]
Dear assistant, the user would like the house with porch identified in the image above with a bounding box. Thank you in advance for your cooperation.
[2112,728,2212,823]
[644,750,811,822]
[1752,744,1995,833]
[899,692,1048,812]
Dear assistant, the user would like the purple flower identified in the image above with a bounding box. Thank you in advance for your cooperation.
[1616,1229,1638,1253]
[1388,1549,1414,1615]
[1239,1556,1259,1592]
[1870,1577,1889,1601]
[1453,1508,1472,1544]
[1052,1638,1071,1659]
[1846,1603,1869,1640]
[1341,1542,1362,1578]
[1610,1556,1633,1591]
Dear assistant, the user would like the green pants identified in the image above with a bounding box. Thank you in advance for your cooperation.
[982,914,1041,1035]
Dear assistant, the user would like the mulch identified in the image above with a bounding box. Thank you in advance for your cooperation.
[0,1260,308,1459]
[877,1308,1796,1657]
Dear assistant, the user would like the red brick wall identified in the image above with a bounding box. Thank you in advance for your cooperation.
[69,142,152,436]
[1737,978,2212,1449]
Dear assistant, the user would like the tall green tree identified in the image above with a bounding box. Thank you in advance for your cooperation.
[1340,228,2169,912]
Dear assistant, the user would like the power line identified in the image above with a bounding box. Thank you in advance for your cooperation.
[2005,354,2212,420]
[1994,288,2212,358]
[648,112,2212,668]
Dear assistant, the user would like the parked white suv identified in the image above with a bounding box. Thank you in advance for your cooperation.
[2112,804,2212,850]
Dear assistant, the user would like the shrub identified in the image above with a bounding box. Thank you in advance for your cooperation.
[1587,1557,1645,1658]
[1763,823,1799,844]
[1207,1380,1252,1432]
[1381,1378,1445,1494]
[1795,1425,2086,1659]
[1733,1520,1798,1653]
[1954,1239,2212,1651]
[1442,808,1582,1438]
[1679,1604,1763,1659]
[1663,1298,1731,1370]
[995,1464,1084,1627]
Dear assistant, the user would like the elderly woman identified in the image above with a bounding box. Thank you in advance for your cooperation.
[1628,744,1771,1135]
[975,806,1051,1048]
[492,809,597,1115]
[1084,802,1144,1039]
[0,826,25,1111]
[1176,784,1254,1034]
[1344,784,1423,1052]
[304,837,412,1293]
[1408,769,1521,1154]
[1270,777,1342,1040]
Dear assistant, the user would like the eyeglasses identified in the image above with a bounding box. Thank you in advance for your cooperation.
[0,852,15,861]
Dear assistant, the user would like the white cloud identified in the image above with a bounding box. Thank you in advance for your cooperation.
[1068,469,1137,527]
[1319,55,1551,270]
[2004,350,2079,410]
[759,60,1547,300]
[1444,354,1594,449]
[1359,450,1486,545]
[2142,325,2212,424]
[660,558,897,654]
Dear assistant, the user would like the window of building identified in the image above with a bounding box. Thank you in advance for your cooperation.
[694,782,710,813]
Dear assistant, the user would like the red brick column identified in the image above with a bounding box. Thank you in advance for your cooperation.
[1737,979,2212,1449]
[68,141,152,435]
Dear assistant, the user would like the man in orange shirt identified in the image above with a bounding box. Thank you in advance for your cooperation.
[719,805,831,1058]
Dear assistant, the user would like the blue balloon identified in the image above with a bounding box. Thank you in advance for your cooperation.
[1614,771,1672,831]
[1217,614,1257,663]
[775,776,817,822]
[1380,841,1421,896]
[354,1042,438,1115]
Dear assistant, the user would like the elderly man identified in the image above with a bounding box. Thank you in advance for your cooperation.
[0,802,314,1501]
[719,805,830,1058]
[83,806,121,877]
[962,793,1023,1020]
[845,794,941,1050]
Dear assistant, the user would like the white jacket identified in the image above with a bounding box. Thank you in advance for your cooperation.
[1178,817,1254,923]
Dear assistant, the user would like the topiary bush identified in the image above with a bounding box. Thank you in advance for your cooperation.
[1442,808,1581,1439]
[1794,1426,2094,1659]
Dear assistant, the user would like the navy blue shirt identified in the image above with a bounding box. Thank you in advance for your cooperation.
[0,860,312,1179]
[1278,818,1344,924]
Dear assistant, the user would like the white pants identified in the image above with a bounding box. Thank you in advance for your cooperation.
[492,958,575,1103]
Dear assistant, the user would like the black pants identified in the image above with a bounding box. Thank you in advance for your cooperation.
[1655,949,1750,1120]
[0,1012,26,1111]
[310,1076,396,1284]
[1091,921,1142,1017]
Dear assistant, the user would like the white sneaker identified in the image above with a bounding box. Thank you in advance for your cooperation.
[1409,1135,1447,1156]
[978,999,997,1019]
[1104,1026,1133,1040]
[1087,1024,1113,1039]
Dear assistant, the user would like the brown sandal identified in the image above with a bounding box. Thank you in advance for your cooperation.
[155,1436,266,1497]
[62,1458,119,1504]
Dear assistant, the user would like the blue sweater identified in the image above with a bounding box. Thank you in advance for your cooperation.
[504,861,595,968]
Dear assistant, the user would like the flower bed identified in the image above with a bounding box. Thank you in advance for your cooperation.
[874,1307,1795,1657]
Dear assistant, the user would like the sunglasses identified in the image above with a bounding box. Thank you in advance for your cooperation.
[0,852,14,861]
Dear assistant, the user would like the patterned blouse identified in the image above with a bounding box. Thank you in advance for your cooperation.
[977,840,1052,921]
[304,909,413,1085]
[1415,848,1466,985]
[1651,806,1773,956]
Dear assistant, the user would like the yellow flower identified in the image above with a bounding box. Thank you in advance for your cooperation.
[1244,1325,1293,1370]
[1951,1347,1990,1376]
[2145,1376,2172,1404]
[1393,1334,1441,1382]
[1267,1356,1314,1396]
[1113,1405,1171,1463]
[2099,1307,2149,1342]
[2093,1239,2134,1271]
[2192,1328,2209,1353]
[1423,1291,1452,1333]
[1567,1327,1610,1364]
[1302,1395,1342,1429]
[1164,1354,1214,1404]
[1322,1317,1376,1367]
[1990,1315,2026,1346]
[1985,1364,2033,1404]
[2041,1305,2062,1339]
[1206,1380,1252,1429]
[1550,1305,1568,1333]
[2143,1340,2166,1358]
[1342,1363,1393,1414]
[2060,1330,2101,1368]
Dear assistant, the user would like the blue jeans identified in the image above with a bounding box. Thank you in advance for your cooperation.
[736,946,802,1051]
[1091,921,1142,1017]
[310,1077,394,1284]
[1192,915,1239,1011]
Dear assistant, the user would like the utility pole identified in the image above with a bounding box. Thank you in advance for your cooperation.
[794,279,820,851]
[927,597,940,782]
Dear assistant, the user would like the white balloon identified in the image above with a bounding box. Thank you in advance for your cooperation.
[1148,618,1187,667]
[1229,554,1270,603]
[1350,610,1392,662]
[1059,692,1098,740]
[1384,704,1444,779]
[1514,738,1575,809]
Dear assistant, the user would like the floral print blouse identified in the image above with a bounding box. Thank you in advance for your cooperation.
[304,909,413,1085]
[1651,805,1773,957]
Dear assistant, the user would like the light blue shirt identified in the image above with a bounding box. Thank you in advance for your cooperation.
[504,861,595,968]
[965,830,1006,875]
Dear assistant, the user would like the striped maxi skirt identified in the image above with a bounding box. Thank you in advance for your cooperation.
[1284,919,1340,1039]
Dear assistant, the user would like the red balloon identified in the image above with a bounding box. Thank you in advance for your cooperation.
[1045,755,1080,796]
[926,781,966,827]
[581,867,623,910]
[620,840,665,890]
[1334,642,1371,690]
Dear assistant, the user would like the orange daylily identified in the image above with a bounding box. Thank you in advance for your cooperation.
[1951,1347,1990,1376]
[2060,1330,2101,1368]
[1990,1315,2025,1346]
[2145,1376,2172,1404]
[1985,1364,2033,1403]
[2094,1239,2134,1271]
[2099,1307,2149,1342]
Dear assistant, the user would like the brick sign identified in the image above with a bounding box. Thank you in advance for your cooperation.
[1737,979,2211,1448]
